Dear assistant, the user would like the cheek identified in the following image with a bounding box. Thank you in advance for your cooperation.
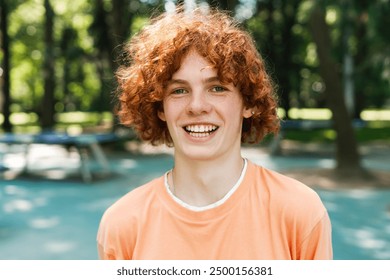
[224,100,245,117]
[160,99,185,120]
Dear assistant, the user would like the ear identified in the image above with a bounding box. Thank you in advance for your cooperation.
[243,107,254,119]
[157,110,166,121]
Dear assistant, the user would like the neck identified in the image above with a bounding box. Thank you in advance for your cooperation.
[170,154,245,207]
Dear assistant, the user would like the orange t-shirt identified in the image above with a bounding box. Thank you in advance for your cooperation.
[97,160,332,259]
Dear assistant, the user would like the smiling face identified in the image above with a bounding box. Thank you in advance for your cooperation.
[158,51,252,162]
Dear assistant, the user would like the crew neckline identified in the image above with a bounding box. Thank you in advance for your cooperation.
[164,158,248,212]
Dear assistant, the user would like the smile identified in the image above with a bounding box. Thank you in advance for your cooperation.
[183,124,218,138]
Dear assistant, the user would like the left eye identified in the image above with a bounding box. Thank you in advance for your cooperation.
[211,86,226,92]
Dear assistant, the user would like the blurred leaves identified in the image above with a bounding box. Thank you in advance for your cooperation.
[1,0,389,121]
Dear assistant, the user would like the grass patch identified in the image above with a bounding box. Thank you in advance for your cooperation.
[355,127,390,142]
[283,126,390,143]
[284,129,336,143]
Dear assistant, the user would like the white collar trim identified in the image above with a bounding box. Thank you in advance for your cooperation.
[164,158,248,212]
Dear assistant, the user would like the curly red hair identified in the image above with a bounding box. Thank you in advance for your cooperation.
[116,7,279,145]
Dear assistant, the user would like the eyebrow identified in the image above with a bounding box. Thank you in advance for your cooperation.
[167,79,188,85]
[168,76,221,85]
[204,76,221,83]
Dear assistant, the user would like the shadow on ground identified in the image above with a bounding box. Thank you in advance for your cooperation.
[0,142,389,259]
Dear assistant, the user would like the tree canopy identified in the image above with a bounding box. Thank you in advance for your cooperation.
[1,0,389,122]
[1,0,389,173]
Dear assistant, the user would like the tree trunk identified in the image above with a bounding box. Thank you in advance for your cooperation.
[0,0,12,132]
[341,0,355,117]
[279,0,300,119]
[309,5,362,173]
[90,0,135,127]
[354,10,369,120]
[41,0,56,130]
[111,0,133,71]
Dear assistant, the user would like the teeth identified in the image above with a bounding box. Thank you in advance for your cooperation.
[189,132,210,138]
[185,125,217,133]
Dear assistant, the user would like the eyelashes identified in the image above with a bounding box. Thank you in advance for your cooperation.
[169,85,228,95]
[171,88,188,95]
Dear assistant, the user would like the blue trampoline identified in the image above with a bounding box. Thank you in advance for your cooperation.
[0,132,121,182]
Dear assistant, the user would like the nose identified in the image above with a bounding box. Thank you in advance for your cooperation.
[186,92,212,115]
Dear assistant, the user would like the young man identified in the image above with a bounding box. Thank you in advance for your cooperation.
[97,6,333,260]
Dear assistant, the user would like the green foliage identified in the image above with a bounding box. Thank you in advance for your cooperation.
[1,0,389,132]
[131,16,150,36]
[284,129,336,143]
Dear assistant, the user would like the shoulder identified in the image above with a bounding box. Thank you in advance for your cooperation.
[101,176,164,224]
[97,176,165,259]
[248,160,326,216]
[247,161,332,259]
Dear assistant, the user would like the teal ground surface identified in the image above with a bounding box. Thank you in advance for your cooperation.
[0,146,389,260]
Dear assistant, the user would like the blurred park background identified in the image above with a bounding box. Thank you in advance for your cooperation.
[0,0,389,260]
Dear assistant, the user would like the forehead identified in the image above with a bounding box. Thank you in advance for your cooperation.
[171,51,216,79]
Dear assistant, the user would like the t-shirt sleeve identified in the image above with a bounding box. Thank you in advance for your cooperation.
[298,210,333,260]
[97,242,115,260]
[96,202,136,260]
[96,209,119,259]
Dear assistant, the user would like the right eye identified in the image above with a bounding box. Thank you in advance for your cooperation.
[171,88,188,95]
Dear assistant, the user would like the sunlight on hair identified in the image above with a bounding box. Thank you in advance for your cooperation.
[165,0,205,14]
[185,0,197,13]
[198,1,210,14]
[164,0,175,13]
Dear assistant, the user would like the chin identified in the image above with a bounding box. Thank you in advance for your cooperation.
[183,152,215,162]
[177,144,231,162]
